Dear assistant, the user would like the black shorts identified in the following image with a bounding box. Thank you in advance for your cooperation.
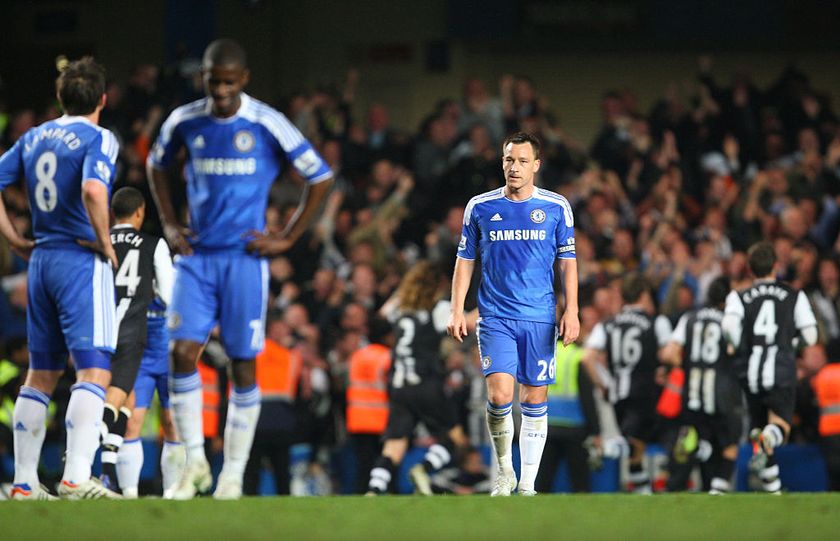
[384,381,458,440]
[614,399,659,443]
[110,340,146,394]
[679,409,742,450]
[744,386,795,428]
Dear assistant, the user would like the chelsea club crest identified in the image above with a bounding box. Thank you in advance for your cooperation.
[234,130,255,153]
[530,208,546,223]
[482,356,492,369]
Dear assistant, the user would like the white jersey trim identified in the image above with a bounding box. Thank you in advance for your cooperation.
[534,188,574,227]
[463,188,505,225]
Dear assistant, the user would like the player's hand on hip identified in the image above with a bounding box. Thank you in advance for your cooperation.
[447,312,468,343]
[246,231,295,256]
[559,310,580,346]
[9,237,35,261]
[163,224,194,256]
[76,238,119,268]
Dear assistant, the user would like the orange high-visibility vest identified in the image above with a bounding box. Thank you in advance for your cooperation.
[346,343,391,434]
[198,361,220,439]
[813,364,840,436]
[256,339,302,402]
[657,368,684,419]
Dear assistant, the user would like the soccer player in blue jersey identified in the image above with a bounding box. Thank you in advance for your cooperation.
[147,39,333,499]
[448,131,579,496]
[0,57,121,499]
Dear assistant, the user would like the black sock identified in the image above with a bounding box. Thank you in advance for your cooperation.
[628,462,650,491]
[101,406,130,486]
[422,439,455,473]
[368,456,397,494]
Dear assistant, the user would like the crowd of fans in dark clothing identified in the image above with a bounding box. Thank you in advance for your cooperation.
[1,54,840,493]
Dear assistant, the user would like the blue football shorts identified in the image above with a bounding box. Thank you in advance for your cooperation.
[27,246,116,371]
[168,252,268,359]
[476,316,557,386]
[134,316,170,409]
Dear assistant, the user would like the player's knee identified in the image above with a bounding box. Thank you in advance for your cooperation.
[230,358,256,387]
[172,341,202,373]
[487,388,514,406]
[76,367,111,389]
[23,369,62,394]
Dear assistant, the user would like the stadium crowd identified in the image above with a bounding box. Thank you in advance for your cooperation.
[1,54,839,495]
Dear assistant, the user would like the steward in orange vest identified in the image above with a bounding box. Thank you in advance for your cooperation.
[346,342,391,435]
[812,359,840,490]
[346,317,393,493]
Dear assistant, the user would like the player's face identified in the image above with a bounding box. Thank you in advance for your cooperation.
[502,142,540,196]
[203,63,250,118]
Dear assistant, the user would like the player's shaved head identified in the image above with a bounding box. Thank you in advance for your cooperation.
[112,187,146,219]
[203,39,247,69]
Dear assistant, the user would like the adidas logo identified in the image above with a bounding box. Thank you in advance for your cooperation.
[490,213,503,222]
[193,135,206,149]
[14,421,26,431]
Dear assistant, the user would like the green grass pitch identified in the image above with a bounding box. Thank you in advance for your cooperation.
[3,494,838,540]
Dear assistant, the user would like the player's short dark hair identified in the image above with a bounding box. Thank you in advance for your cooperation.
[56,56,106,116]
[502,132,541,160]
[748,241,776,278]
[203,39,248,68]
[706,276,730,307]
[621,273,650,304]
[111,187,146,219]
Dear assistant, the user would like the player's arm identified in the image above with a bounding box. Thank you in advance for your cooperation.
[557,258,580,345]
[581,322,609,393]
[147,166,193,256]
[80,180,117,268]
[0,194,34,260]
[555,198,579,345]
[249,178,334,257]
[153,238,176,306]
[146,111,192,255]
[794,290,818,347]
[659,314,687,367]
[247,111,334,256]
[0,140,34,259]
[447,257,475,342]
[721,290,744,350]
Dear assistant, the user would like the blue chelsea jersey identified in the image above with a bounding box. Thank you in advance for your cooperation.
[457,187,576,324]
[0,116,118,247]
[148,93,332,252]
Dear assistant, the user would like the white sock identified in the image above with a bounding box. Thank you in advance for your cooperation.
[170,371,206,465]
[518,402,548,492]
[486,401,514,476]
[219,385,261,481]
[63,382,105,484]
[12,386,50,487]
[602,436,630,459]
[117,438,144,497]
[161,440,186,493]
[762,424,785,450]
